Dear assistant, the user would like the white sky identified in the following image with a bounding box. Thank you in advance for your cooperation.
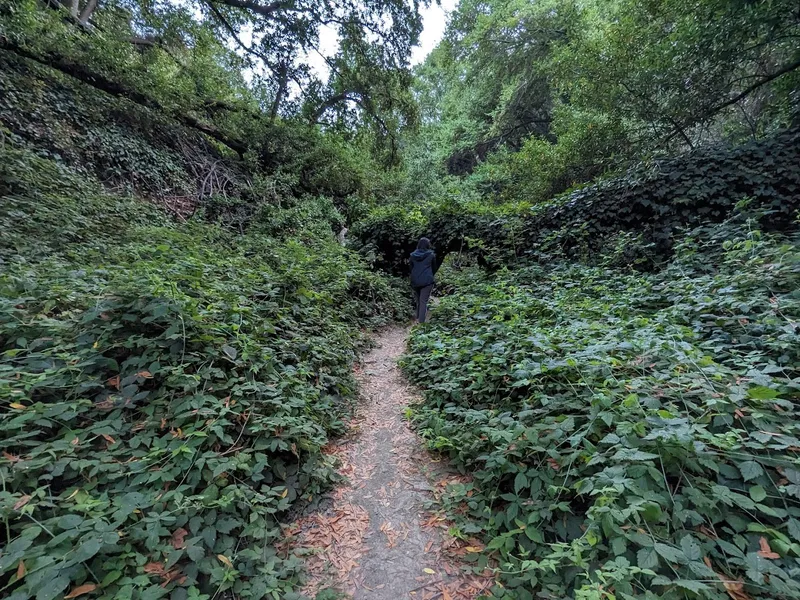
[305,0,457,79]
[411,0,457,65]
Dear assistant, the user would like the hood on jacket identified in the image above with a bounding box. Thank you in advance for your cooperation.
[410,249,433,261]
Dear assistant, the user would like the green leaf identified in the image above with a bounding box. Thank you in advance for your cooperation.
[514,472,528,495]
[74,537,103,563]
[654,542,684,564]
[674,579,709,592]
[787,519,800,544]
[140,585,169,600]
[58,514,84,530]
[524,527,543,543]
[101,571,123,587]
[186,543,205,562]
[738,460,764,482]
[680,535,701,561]
[717,539,745,558]
[215,517,239,534]
[749,485,767,502]
[613,449,659,461]
[637,548,659,570]
[487,535,507,551]
[641,501,662,523]
[747,386,779,400]
[611,536,627,556]
[35,575,71,600]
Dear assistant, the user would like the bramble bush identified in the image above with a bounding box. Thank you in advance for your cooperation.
[0,145,409,600]
[403,209,800,599]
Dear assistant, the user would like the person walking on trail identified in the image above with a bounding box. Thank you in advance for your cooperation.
[409,237,438,323]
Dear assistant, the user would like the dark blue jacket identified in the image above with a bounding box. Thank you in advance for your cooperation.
[410,249,437,288]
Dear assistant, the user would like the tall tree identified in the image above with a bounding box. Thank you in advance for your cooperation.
[408,0,800,200]
[9,0,429,157]
[198,0,427,120]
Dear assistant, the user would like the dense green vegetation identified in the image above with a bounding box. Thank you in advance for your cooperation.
[0,143,408,600]
[404,211,800,599]
[351,127,800,275]
[2,0,799,598]
[1,1,417,598]
[400,0,800,208]
[395,4,800,598]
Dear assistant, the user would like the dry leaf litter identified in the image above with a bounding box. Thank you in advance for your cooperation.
[288,326,494,599]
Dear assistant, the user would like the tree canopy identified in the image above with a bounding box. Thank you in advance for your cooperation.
[401,0,800,205]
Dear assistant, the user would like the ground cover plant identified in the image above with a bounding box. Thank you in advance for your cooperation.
[4,0,800,599]
[350,127,800,277]
[403,210,800,599]
[0,144,408,600]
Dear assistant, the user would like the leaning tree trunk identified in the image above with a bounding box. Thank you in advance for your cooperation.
[78,0,98,24]
[0,38,250,156]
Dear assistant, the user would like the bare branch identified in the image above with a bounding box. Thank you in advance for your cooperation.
[705,58,800,118]
[662,58,800,146]
[620,82,694,149]
[211,0,288,18]
[204,0,273,64]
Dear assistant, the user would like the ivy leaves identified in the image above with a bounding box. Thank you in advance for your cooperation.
[403,217,800,598]
[0,146,408,599]
[353,127,800,276]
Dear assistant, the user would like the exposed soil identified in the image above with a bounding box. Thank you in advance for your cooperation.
[289,326,493,600]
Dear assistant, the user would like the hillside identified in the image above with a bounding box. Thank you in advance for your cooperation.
[1,2,414,598]
[1,124,409,600]
[404,213,800,599]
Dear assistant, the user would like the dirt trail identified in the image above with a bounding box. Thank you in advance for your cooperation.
[291,326,492,600]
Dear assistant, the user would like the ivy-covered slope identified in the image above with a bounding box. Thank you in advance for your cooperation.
[352,128,800,274]
[0,143,408,600]
[0,50,380,230]
[521,127,800,262]
[403,211,800,599]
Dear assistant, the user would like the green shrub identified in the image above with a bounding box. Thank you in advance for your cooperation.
[0,145,408,600]
[352,127,800,276]
[521,127,800,263]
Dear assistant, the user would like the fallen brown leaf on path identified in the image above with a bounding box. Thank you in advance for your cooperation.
[13,495,31,510]
[143,562,166,575]
[171,527,188,549]
[704,557,751,600]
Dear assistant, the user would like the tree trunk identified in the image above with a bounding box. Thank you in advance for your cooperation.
[269,62,288,122]
[69,0,79,17]
[78,0,98,24]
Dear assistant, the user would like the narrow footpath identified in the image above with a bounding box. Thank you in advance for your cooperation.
[290,326,492,600]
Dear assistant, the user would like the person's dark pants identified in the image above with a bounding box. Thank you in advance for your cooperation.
[413,285,433,323]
